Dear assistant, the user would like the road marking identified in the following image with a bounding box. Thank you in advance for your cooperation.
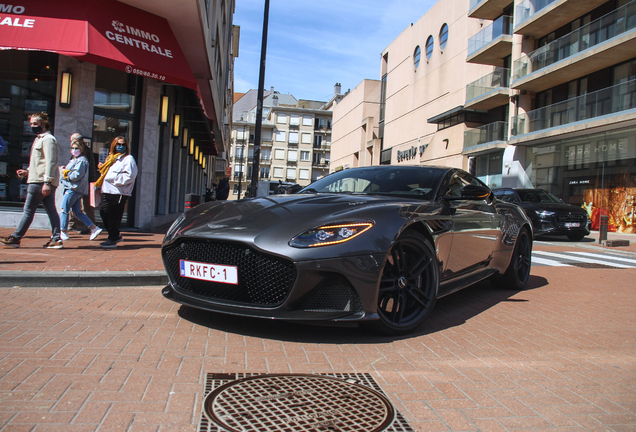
[532,250,634,268]
[531,256,571,267]
[568,251,636,265]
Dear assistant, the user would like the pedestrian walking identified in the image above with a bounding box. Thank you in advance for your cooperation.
[0,112,62,249]
[216,177,229,200]
[95,136,138,248]
[68,133,99,234]
[59,138,102,242]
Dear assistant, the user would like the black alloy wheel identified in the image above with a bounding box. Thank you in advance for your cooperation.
[501,228,532,290]
[373,231,439,335]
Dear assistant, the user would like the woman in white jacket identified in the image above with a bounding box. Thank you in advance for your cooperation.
[95,136,138,248]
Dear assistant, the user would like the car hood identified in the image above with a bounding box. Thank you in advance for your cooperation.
[168,194,434,259]
[520,202,587,214]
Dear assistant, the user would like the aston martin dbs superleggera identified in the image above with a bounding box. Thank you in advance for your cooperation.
[161,166,533,335]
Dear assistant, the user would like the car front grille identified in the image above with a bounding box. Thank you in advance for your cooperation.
[163,239,296,307]
[300,284,364,314]
[555,213,587,223]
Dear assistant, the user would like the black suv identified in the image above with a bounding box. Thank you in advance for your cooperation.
[493,188,590,241]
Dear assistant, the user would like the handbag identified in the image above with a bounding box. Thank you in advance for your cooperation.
[89,182,102,208]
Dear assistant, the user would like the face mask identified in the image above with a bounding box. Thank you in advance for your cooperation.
[115,145,126,153]
[31,125,43,134]
[71,149,81,157]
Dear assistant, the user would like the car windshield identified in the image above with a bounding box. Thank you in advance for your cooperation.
[516,189,561,203]
[299,167,446,199]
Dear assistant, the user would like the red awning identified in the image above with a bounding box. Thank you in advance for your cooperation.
[0,0,197,90]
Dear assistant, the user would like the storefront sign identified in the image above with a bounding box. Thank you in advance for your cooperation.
[397,144,428,163]
[0,0,197,90]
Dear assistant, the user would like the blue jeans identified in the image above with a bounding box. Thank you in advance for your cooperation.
[61,189,94,232]
[14,183,61,241]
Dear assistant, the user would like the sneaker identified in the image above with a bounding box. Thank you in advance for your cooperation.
[89,226,103,241]
[45,239,63,249]
[100,239,118,248]
[0,235,21,248]
[60,232,70,241]
[114,235,123,243]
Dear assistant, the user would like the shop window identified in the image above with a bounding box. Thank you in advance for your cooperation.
[0,50,58,204]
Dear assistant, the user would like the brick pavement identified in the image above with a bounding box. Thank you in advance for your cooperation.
[0,264,635,431]
[0,228,165,273]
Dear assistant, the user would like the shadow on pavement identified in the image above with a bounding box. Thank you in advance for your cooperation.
[176,275,549,344]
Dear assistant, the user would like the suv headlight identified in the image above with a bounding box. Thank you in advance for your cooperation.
[536,210,556,219]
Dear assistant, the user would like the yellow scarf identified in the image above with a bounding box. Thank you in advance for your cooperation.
[94,153,122,188]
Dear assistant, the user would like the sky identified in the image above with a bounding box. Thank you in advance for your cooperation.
[233,0,438,102]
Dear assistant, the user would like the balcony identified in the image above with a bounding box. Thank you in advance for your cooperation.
[465,68,510,110]
[513,2,636,93]
[260,157,272,165]
[515,0,608,37]
[260,139,273,147]
[469,0,513,20]
[510,79,636,139]
[467,15,513,66]
[463,121,509,153]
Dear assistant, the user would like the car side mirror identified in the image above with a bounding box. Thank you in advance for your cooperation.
[444,184,492,201]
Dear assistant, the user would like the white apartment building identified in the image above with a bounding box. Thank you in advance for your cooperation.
[331,0,636,234]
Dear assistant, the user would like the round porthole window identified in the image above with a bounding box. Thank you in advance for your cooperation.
[440,23,449,50]
[414,45,421,69]
[425,36,434,60]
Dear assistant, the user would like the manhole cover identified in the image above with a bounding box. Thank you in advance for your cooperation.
[200,373,413,432]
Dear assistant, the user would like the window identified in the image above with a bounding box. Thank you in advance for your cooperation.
[286,168,296,179]
[275,131,286,142]
[273,167,284,178]
[302,116,313,126]
[274,149,285,159]
[314,135,323,148]
[425,36,434,60]
[287,150,298,162]
[277,113,287,124]
[439,24,448,50]
[260,166,270,178]
[302,133,312,144]
[299,169,309,180]
[413,45,421,69]
[289,132,299,143]
[261,148,272,160]
[300,151,310,161]
[290,114,299,125]
[235,147,244,157]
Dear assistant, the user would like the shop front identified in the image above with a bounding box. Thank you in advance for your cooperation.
[0,0,218,230]
[520,127,636,234]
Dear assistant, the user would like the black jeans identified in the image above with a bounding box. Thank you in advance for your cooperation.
[100,193,128,241]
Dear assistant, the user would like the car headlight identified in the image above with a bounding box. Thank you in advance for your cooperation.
[536,210,556,219]
[289,221,374,248]
[164,212,186,242]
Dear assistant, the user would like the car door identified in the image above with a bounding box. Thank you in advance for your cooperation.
[443,171,501,280]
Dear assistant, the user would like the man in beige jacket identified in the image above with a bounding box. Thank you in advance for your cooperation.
[0,112,63,249]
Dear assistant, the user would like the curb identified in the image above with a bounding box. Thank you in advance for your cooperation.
[0,271,168,288]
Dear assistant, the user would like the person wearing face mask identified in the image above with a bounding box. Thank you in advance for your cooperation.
[59,138,103,242]
[0,112,62,249]
[95,136,138,248]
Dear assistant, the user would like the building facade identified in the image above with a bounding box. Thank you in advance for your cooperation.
[229,86,342,199]
[0,0,237,230]
[331,0,636,233]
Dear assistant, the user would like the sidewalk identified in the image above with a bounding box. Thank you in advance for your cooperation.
[0,227,167,287]
[1,227,635,287]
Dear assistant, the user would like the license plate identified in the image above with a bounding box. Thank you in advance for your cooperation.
[179,259,238,285]
[564,222,580,228]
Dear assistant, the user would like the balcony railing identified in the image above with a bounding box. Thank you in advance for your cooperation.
[466,68,510,102]
[464,121,508,148]
[511,78,636,136]
[514,1,636,80]
[515,0,557,27]
[467,15,513,57]
[469,0,484,11]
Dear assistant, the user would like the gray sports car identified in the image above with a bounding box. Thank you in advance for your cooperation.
[161,166,533,335]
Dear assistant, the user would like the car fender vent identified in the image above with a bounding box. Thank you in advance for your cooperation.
[424,219,451,234]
